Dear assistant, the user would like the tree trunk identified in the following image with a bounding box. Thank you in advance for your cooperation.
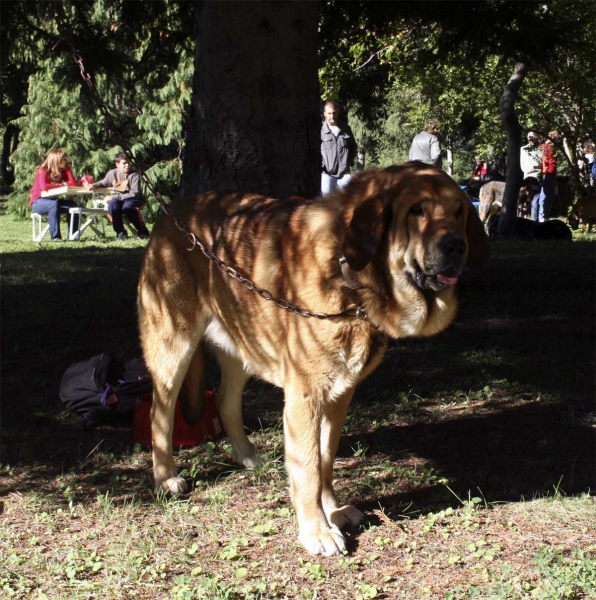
[182,0,320,200]
[1,123,18,185]
[497,60,527,237]
[445,141,454,176]
[561,136,584,202]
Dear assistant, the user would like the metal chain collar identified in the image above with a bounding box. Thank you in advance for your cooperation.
[162,201,370,322]
[53,4,370,324]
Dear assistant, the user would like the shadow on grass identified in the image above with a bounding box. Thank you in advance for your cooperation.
[1,239,594,512]
[2,246,145,415]
[346,397,595,511]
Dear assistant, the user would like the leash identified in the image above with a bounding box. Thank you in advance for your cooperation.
[53,3,374,326]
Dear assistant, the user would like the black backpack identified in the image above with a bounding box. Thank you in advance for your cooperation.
[59,353,153,430]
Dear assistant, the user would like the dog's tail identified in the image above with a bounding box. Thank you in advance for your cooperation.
[178,342,206,427]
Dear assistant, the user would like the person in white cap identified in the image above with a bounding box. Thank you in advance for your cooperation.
[520,132,543,181]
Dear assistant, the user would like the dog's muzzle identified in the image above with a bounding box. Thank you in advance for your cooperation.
[413,234,467,292]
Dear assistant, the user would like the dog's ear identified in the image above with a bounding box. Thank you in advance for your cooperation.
[342,195,390,271]
[465,199,491,270]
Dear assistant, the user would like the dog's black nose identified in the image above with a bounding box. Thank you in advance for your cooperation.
[439,235,466,256]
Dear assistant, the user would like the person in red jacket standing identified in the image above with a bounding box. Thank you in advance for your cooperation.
[30,149,79,240]
[532,131,559,222]
[472,155,488,182]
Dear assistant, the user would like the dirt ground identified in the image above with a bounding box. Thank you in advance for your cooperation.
[1,231,595,598]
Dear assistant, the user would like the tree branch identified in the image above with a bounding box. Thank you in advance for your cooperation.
[351,46,393,72]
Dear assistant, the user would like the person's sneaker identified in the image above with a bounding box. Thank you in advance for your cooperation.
[117,232,129,240]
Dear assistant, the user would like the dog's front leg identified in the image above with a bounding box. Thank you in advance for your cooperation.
[283,386,347,556]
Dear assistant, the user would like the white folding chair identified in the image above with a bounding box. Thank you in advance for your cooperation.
[31,213,50,242]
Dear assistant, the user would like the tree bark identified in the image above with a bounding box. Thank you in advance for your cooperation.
[497,60,527,237]
[561,135,584,202]
[445,141,454,176]
[182,0,320,200]
[1,123,18,185]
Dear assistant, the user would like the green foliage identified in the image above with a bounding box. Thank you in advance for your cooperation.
[532,546,596,599]
[348,83,484,182]
[6,0,193,221]
[5,0,595,213]
[446,546,596,599]
[143,159,184,221]
[347,86,420,169]
[320,0,593,187]
[135,43,193,147]
[8,61,110,218]
[513,1,595,182]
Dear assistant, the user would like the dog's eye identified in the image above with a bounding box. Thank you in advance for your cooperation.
[456,206,464,218]
[410,205,424,216]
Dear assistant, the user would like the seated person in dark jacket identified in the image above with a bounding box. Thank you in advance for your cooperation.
[85,152,150,239]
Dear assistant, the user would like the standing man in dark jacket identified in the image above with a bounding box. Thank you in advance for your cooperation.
[85,152,150,239]
[320,100,357,195]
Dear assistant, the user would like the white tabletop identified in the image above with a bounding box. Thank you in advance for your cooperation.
[41,186,113,197]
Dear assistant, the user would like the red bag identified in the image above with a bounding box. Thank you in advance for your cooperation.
[133,391,224,448]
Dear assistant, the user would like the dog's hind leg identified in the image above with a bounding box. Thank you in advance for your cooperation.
[139,256,208,495]
[214,349,257,468]
[320,389,364,531]
[149,329,205,495]
[179,342,206,428]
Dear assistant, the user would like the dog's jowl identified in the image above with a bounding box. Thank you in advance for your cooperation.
[138,161,491,556]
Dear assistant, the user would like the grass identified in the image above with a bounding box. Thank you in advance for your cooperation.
[1,207,595,599]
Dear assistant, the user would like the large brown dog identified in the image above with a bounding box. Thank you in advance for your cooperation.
[138,161,491,556]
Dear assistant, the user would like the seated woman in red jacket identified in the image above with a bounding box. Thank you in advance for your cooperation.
[30,149,79,240]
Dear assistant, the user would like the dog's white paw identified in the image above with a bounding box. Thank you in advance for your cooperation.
[231,449,266,469]
[160,476,187,495]
[329,505,365,530]
[299,527,347,556]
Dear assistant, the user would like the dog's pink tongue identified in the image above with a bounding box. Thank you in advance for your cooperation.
[437,272,459,286]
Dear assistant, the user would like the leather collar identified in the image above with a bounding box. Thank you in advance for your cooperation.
[339,255,363,290]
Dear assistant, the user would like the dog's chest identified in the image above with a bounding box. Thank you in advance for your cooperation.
[324,327,386,398]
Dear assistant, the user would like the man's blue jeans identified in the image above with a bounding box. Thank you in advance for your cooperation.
[532,173,556,221]
[31,197,78,239]
[321,172,352,195]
